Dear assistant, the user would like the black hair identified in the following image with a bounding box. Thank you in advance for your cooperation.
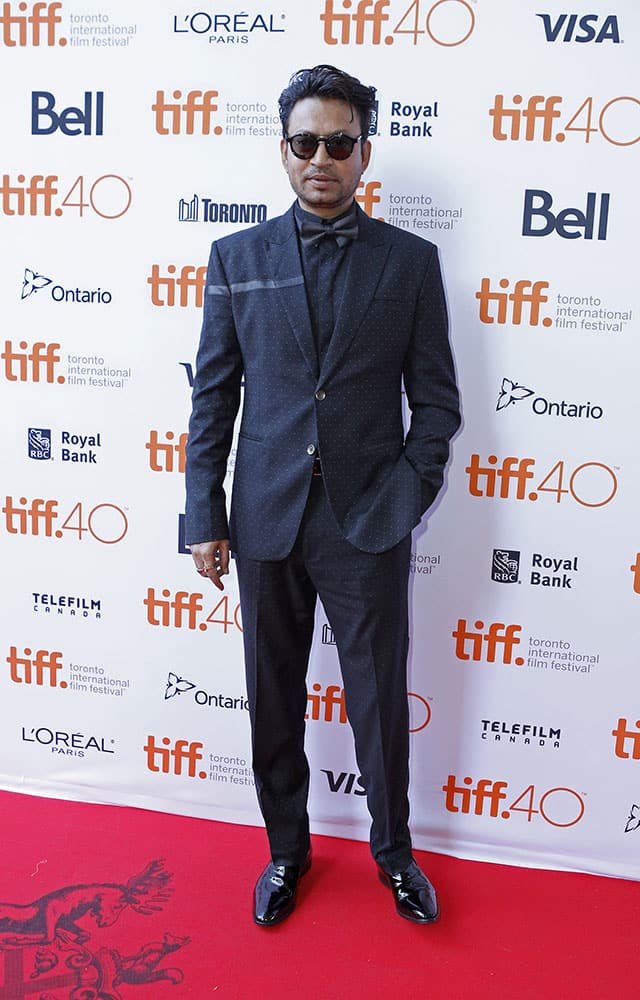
[278,64,376,139]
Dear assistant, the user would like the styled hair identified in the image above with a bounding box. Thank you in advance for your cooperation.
[278,64,377,139]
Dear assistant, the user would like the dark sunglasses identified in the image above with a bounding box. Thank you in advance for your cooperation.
[285,131,363,161]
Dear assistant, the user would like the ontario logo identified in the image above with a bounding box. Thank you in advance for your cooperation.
[164,672,249,712]
[496,378,604,420]
[21,266,113,304]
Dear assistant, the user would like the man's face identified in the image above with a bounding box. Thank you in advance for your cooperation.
[280,96,371,218]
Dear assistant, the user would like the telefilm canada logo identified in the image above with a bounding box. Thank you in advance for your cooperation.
[496,377,604,421]
[21,266,113,305]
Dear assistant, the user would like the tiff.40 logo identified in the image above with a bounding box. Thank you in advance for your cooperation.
[465,455,618,508]
[443,775,585,827]
[144,588,242,634]
[489,94,640,148]
[320,0,475,47]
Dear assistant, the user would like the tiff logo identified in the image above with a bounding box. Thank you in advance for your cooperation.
[466,455,535,500]
[146,431,188,473]
[152,90,222,135]
[630,554,640,594]
[452,619,524,666]
[443,775,509,816]
[489,95,562,142]
[307,683,347,723]
[321,0,389,45]
[144,589,203,630]
[7,646,66,687]
[612,719,640,760]
[356,179,382,218]
[147,265,207,307]
[0,2,66,46]
[2,341,64,383]
[476,278,552,326]
[144,736,207,778]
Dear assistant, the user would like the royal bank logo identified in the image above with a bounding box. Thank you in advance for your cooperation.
[28,427,52,460]
[177,193,267,224]
[491,549,520,584]
[496,378,604,420]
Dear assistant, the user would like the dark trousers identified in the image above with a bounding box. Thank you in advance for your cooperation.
[235,477,413,874]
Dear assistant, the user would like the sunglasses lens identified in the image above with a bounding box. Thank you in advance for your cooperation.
[290,134,318,158]
[326,136,355,160]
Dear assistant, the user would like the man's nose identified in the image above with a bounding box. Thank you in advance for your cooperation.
[310,139,333,167]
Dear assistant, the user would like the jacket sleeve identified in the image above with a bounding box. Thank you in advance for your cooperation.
[184,242,243,544]
[402,244,461,512]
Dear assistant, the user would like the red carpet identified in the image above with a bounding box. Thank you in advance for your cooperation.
[0,790,637,999]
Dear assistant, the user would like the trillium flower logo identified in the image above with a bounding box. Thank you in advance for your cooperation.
[164,672,196,700]
[625,803,640,833]
[496,378,535,411]
[21,267,52,299]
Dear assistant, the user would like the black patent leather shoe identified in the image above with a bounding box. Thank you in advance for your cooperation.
[378,859,440,924]
[253,853,311,927]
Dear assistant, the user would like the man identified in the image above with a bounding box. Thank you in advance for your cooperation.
[185,65,460,927]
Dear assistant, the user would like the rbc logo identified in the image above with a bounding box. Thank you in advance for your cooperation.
[28,427,51,460]
[491,549,520,584]
[536,14,621,43]
[32,91,104,136]
[522,189,609,240]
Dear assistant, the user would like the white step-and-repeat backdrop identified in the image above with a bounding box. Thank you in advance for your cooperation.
[2,0,639,879]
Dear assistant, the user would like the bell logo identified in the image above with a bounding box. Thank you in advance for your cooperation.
[147,265,207,307]
[630,554,640,594]
[356,179,383,219]
[152,90,222,135]
[536,14,621,44]
[2,340,64,383]
[476,278,552,326]
[522,189,610,241]
[144,735,207,778]
[0,2,66,46]
[146,431,187,472]
[31,90,104,136]
[452,619,524,666]
[612,719,640,760]
[7,646,66,687]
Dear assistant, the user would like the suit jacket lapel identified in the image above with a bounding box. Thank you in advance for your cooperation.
[319,207,390,382]
[264,206,318,379]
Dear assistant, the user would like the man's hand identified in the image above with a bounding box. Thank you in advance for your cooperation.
[189,540,230,591]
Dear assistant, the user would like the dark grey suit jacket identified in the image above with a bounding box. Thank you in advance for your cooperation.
[185,203,460,558]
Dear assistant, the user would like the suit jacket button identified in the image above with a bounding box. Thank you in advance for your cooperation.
[306,444,316,456]
[315,389,326,401]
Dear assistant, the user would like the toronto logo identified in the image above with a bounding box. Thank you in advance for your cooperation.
[0,859,190,996]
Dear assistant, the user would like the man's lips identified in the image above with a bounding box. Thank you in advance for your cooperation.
[305,172,336,183]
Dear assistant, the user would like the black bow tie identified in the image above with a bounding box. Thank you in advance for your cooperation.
[299,214,358,248]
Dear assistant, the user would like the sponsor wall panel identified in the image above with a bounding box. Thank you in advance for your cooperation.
[1,0,638,879]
